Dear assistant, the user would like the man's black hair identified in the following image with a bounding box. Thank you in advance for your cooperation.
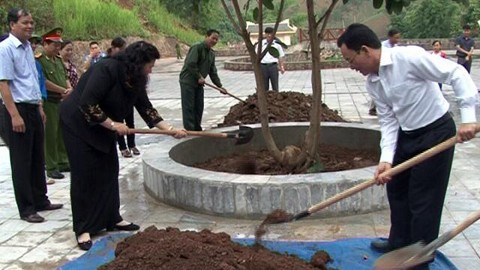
[206,29,220,37]
[7,8,30,29]
[387,29,400,37]
[89,41,99,48]
[337,23,381,52]
[264,27,274,34]
[463,24,471,30]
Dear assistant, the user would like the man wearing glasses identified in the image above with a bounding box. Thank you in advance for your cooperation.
[337,23,477,270]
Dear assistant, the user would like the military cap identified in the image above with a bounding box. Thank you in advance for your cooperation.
[42,27,63,42]
[29,34,42,44]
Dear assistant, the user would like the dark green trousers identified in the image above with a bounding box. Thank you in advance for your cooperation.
[180,82,204,131]
[44,101,69,173]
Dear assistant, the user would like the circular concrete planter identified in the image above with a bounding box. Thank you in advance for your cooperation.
[142,122,388,219]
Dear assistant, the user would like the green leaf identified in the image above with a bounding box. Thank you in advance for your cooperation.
[373,0,383,9]
[343,0,349,4]
[253,7,259,23]
[263,0,275,10]
[307,161,324,173]
[268,46,280,58]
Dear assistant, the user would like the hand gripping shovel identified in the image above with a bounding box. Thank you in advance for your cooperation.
[374,209,480,270]
[129,125,253,145]
[261,124,480,225]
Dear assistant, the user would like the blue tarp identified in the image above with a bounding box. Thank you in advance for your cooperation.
[59,234,458,270]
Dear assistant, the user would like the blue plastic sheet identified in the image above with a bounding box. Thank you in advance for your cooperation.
[59,234,458,270]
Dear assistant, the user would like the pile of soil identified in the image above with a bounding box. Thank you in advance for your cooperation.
[194,144,379,175]
[100,226,329,270]
[219,91,345,127]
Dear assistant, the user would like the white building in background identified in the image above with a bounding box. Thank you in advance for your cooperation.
[246,19,298,46]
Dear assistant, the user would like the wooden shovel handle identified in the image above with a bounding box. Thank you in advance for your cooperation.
[129,128,228,139]
[423,209,480,254]
[308,124,480,214]
[204,82,247,104]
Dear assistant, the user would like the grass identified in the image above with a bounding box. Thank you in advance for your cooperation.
[133,0,203,45]
[53,0,148,40]
[51,0,203,44]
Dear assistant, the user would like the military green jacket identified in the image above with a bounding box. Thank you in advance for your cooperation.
[37,52,68,103]
[179,41,222,87]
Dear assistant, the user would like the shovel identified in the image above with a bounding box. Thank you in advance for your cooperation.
[204,82,254,107]
[374,209,480,270]
[129,125,253,145]
[263,124,480,225]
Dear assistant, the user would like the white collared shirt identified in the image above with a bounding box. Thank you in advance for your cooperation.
[259,39,285,64]
[381,39,396,48]
[367,46,477,163]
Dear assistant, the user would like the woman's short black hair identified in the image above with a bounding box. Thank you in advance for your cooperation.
[61,40,73,50]
[337,23,381,52]
[113,41,160,91]
[432,40,442,46]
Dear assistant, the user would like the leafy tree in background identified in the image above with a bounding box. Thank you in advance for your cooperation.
[390,0,465,38]
[462,0,480,36]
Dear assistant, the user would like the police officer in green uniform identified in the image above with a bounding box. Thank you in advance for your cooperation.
[179,29,227,131]
[37,28,71,179]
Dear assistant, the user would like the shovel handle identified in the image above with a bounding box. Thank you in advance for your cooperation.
[129,128,228,139]
[422,209,480,255]
[307,129,475,215]
[204,82,247,104]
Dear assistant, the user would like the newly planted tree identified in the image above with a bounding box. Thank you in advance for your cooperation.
[220,0,467,173]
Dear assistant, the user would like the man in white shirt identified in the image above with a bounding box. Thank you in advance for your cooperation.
[259,27,286,91]
[381,29,401,48]
[337,23,477,270]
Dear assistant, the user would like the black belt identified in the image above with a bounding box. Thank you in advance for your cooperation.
[15,103,40,108]
[402,112,452,136]
[261,62,277,66]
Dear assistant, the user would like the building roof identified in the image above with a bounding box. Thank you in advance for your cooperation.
[246,19,297,34]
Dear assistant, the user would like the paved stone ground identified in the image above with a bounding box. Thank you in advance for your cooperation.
[0,56,480,269]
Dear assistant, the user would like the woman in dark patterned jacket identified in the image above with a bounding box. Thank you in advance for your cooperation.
[60,41,186,251]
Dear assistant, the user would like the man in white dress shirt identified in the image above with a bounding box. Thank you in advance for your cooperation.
[259,27,286,91]
[337,23,477,270]
[381,28,401,48]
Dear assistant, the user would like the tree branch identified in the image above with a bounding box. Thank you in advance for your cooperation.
[220,0,242,35]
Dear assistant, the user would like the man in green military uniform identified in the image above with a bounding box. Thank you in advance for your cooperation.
[179,29,227,131]
[37,27,72,179]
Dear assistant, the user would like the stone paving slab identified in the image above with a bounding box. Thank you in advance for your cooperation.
[0,57,479,269]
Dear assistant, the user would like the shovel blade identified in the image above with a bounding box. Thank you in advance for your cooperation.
[235,126,253,145]
[374,242,434,270]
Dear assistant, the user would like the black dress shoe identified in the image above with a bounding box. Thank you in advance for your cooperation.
[371,239,392,253]
[47,171,65,179]
[77,239,93,251]
[37,203,63,211]
[109,222,140,231]
[21,213,45,223]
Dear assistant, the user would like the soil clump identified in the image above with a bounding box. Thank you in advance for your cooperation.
[100,226,328,270]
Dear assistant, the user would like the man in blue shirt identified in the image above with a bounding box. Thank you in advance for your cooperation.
[0,8,63,223]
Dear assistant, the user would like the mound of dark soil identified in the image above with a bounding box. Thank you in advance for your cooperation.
[219,91,345,127]
[100,226,325,270]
